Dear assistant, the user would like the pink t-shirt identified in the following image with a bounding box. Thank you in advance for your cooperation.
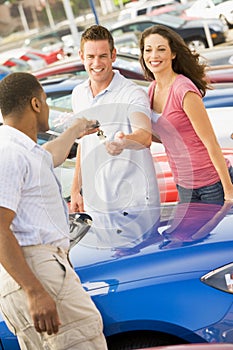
[149,74,229,189]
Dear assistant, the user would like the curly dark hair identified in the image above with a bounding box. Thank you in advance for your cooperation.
[139,25,210,97]
[80,24,115,54]
[0,72,43,116]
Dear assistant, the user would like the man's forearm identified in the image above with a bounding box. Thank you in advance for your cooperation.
[43,124,80,167]
[0,226,44,295]
[43,118,99,167]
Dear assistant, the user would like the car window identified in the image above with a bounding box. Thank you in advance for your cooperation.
[72,71,89,78]
[137,8,147,15]
[47,93,72,109]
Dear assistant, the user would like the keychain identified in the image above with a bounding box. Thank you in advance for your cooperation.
[97,129,107,142]
[90,120,107,142]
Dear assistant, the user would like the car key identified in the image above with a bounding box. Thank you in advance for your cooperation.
[89,120,106,141]
[97,129,107,142]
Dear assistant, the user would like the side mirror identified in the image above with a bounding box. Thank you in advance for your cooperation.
[69,212,92,248]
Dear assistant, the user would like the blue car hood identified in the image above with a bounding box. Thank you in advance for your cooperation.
[70,202,233,290]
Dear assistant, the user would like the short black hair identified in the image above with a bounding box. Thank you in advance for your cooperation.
[0,72,43,116]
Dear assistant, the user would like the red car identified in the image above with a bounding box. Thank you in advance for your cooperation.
[153,148,233,203]
[24,37,65,64]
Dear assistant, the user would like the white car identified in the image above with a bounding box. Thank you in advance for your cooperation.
[185,0,233,27]
[117,0,175,21]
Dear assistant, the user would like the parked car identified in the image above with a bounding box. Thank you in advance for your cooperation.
[203,87,233,108]
[117,0,175,21]
[0,48,47,71]
[206,65,233,83]
[199,45,233,66]
[114,32,141,55]
[1,199,233,349]
[109,13,229,51]
[33,52,145,81]
[24,24,85,47]
[0,65,11,80]
[147,2,200,19]
[2,57,31,73]
[24,37,65,64]
[185,0,233,28]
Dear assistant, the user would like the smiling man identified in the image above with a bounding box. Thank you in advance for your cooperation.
[70,25,160,233]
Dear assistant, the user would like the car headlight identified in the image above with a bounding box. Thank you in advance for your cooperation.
[201,263,233,294]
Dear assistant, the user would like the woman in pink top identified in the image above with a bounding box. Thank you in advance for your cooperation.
[139,25,233,204]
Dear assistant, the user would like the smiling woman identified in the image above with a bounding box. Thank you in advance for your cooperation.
[139,24,233,204]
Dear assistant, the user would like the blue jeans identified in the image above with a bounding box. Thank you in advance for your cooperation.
[177,166,233,205]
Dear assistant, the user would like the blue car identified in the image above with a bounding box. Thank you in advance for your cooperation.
[203,85,233,108]
[0,201,233,349]
[0,66,11,81]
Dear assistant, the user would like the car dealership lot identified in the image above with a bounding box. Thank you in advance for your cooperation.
[1,18,233,348]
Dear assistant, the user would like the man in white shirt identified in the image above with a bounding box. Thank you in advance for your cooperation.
[70,25,160,235]
[0,72,108,350]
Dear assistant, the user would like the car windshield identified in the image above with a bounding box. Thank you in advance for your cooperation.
[47,93,72,110]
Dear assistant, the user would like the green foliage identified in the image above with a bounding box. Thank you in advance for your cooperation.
[113,0,131,6]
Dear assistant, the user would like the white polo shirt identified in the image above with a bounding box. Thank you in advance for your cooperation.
[72,71,160,214]
[0,125,70,249]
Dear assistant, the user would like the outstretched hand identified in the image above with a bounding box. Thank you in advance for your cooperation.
[72,118,100,139]
[105,131,126,156]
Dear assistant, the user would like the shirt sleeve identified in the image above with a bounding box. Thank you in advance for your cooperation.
[0,146,26,212]
[127,84,151,120]
[174,76,202,109]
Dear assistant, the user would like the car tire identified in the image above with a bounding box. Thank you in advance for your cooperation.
[107,332,184,350]
[186,39,206,51]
